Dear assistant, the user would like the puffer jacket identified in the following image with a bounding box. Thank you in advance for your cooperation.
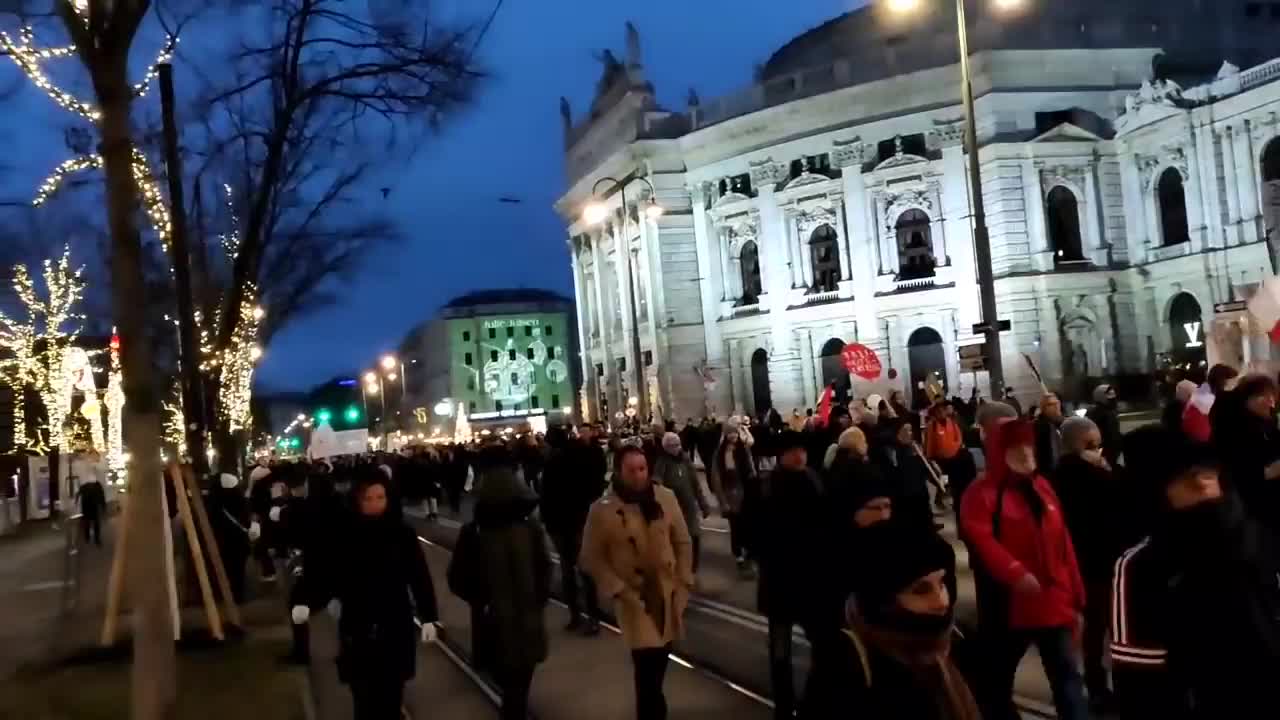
[960,423,1085,630]
[652,452,710,538]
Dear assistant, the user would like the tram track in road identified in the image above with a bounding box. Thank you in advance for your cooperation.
[414,530,1056,719]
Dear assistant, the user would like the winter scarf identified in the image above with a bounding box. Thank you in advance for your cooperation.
[611,477,663,524]
[850,608,981,720]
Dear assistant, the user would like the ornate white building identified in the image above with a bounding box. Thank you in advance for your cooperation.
[555,4,1280,422]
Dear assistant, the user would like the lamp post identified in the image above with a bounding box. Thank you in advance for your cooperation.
[890,0,1020,394]
[582,175,664,423]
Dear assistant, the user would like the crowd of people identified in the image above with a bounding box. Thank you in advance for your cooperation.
[208,367,1280,719]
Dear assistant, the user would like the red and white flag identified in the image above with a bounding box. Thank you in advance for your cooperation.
[1248,276,1280,343]
[814,384,834,428]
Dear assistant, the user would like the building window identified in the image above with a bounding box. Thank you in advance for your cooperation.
[467,377,475,391]
[808,224,841,293]
[895,209,936,280]
[1157,168,1190,246]
[545,325,553,336]
[464,352,473,366]
[526,348,535,359]
[488,327,496,339]
[524,325,532,337]
[510,372,519,385]
[552,346,561,359]
[506,326,514,338]
[490,350,499,362]
[739,240,763,304]
[508,349,517,361]
[462,330,471,342]
[495,400,503,412]
[1046,186,1085,264]
[596,363,604,377]
[552,394,560,408]
[618,357,627,373]
[531,395,541,409]
[643,350,653,367]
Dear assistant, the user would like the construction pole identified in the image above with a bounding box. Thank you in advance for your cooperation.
[159,64,209,476]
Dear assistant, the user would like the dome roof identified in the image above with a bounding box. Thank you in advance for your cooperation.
[761,1,1271,86]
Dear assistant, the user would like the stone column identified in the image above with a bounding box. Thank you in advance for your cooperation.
[1119,154,1149,262]
[873,194,890,274]
[836,204,854,285]
[940,144,979,328]
[611,224,643,406]
[796,219,815,290]
[783,213,802,288]
[1222,126,1243,246]
[691,183,726,411]
[1234,121,1262,243]
[717,228,734,302]
[1023,159,1048,255]
[1192,124,1219,249]
[727,338,744,415]
[569,245,599,421]
[1084,162,1105,260]
[839,157,875,320]
[758,185,803,412]
[590,236,619,417]
[797,327,817,407]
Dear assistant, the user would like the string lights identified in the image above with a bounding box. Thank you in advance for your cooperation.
[0,28,99,120]
[207,292,264,433]
[162,382,187,453]
[32,155,103,207]
[105,332,125,472]
[131,147,172,250]
[220,184,240,259]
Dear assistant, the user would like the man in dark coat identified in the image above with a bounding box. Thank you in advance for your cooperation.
[877,418,936,533]
[753,432,831,720]
[539,425,605,634]
[1112,425,1280,719]
[1086,384,1123,467]
[208,472,253,603]
[1033,393,1066,477]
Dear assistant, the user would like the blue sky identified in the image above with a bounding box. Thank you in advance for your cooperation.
[0,0,860,390]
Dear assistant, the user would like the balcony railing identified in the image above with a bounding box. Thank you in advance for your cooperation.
[800,289,841,306]
[729,302,762,318]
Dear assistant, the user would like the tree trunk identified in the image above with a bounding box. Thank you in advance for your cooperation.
[94,58,177,720]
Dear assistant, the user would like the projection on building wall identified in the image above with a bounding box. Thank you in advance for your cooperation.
[449,315,572,414]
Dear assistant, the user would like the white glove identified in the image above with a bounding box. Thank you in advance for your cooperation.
[268,506,282,523]
[420,622,439,645]
[290,605,310,624]
[326,599,342,620]
[248,521,262,541]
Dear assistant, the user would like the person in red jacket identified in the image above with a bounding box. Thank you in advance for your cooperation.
[960,419,1088,720]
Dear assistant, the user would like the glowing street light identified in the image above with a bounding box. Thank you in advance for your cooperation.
[386,372,398,382]
[582,201,609,225]
[363,371,377,384]
[365,383,379,395]
[380,354,397,371]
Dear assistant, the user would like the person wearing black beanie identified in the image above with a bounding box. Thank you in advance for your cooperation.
[1110,424,1280,720]
[806,524,980,719]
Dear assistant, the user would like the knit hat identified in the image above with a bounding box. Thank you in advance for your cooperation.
[661,432,682,454]
[776,430,807,453]
[1123,425,1218,510]
[975,401,1018,430]
[852,525,956,609]
[866,394,885,413]
[837,426,867,452]
[1093,384,1114,404]
[1174,380,1197,404]
[1060,416,1098,452]
[723,416,742,435]
[844,470,897,515]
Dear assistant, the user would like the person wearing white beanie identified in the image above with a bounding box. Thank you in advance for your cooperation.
[653,432,711,572]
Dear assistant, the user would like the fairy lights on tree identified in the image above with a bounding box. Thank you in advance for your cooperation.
[200,291,263,434]
[162,381,186,453]
[104,332,125,471]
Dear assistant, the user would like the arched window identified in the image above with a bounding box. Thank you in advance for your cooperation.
[809,224,841,293]
[1167,291,1205,372]
[907,327,946,409]
[740,240,763,305]
[1262,138,1280,183]
[819,338,848,400]
[751,348,772,415]
[1046,186,1085,264]
[895,209,936,280]
[1157,168,1190,247]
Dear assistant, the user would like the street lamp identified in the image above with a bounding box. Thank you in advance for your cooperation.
[582,175,663,422]
[887,0,1021,394]
[380,354,397,371]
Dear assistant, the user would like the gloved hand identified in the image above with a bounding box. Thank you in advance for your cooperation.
[420,622,439,645]
[248,521,261,541]
[326,599,342,620]
[268,506,282,523]
[290,605,310,624]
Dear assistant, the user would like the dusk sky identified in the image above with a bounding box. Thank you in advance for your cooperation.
[0,0,859,391]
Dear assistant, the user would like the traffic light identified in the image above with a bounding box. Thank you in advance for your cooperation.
[344,405,361,424]
[316,408,333,424]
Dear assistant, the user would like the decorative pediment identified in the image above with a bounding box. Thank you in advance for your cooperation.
[1135,144,1189,190]
[883,188,934,226]
[832,136,868,168]
[1038,162,1089,196]
[713,191,751,208]
[1030,123,1104,144]
[782,171,830,191]
[719,210,760,257]
[748,158,787,188]
[927,119,965,150]
[796,205,838,238]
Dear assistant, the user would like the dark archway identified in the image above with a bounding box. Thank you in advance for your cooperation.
[750,348,772,415]
[1262,137,1280,183]
[809,224,841,293]
[1262,139,1280,247]
[1046,186,1085,264]
[819,338,848,402]
[1167,292,1206,373]
[907,327,946,408]
[740,240,763,305]
[1157,168,1190,246]
[895,209,936,280]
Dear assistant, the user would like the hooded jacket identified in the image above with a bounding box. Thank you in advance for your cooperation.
[959,421,1086,630]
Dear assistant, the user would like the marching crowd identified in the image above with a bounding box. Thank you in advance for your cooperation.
[204,367,1280,720]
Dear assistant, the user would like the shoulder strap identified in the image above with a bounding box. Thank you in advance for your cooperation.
[841,629,873,688]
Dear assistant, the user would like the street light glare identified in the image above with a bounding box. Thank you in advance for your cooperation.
[380,355,397,370]
[886,0,919,12]
[644,201,665,220]
[993,0,1022,8]
[583,201,608,225]
[386,372,398,382]
[363,371,377,384]
[365,383,379,395]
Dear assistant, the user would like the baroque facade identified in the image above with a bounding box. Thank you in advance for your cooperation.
[555,8,1280,423]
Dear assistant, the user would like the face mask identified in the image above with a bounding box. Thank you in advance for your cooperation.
[220,475,238,490]
[1081,449,1105,466]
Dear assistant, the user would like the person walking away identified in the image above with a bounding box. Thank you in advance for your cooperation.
[925,401,964,508]
[285,467,347,664]
[652,433,710,573]
[1111,425,1280,719]
[1210,374,1280,536]
[1086,384,1123,467]
[1052,417,1130,714]
[582,446,693,720]
[710,417,758,577]
[755,432,832,719]
[1033,393,1066,477]
[76,469,107,547]
[540,426,605,634]
[1185,364,1239,443]
[806,522,982,720]
[878,418,938,533]
[209,472,254,603]
[959,419,1088,720]
[1002,387,1023,416]
[449,444,550,720]
[311,469,440,720]
[247,463,281,582]
[1162,379,1197,435]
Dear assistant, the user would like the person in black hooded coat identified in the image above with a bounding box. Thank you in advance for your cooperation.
[312,470,439,720]
[1210,374,1280,537]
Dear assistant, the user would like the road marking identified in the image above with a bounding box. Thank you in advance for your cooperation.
[20,580,72,591]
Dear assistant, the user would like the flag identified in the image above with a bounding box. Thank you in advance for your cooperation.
[815,384,834,428]
[1248,276,1280,343]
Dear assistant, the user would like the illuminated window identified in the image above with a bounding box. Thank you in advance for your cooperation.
[525,326,532,337]
[490,350,498,362]
[464,352,472,366]
[488,327,496,339]
[463,330,471,342]
[527,348,535,359]
[531,396,541,408]
[506,326,514,338]
[508,349,517,361]
[552,394,560,408]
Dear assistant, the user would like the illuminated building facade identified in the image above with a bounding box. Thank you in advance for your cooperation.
[557,4,1280,422]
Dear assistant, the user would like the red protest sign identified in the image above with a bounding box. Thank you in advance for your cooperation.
[841,343,883,380]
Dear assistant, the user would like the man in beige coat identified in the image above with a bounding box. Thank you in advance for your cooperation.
[582,445,694,720]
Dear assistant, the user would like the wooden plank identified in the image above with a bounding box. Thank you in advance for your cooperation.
[169,464,223,641]
[184,466,241,627]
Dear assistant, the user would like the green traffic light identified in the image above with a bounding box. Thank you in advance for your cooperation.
[316,408,332,423]
[345,406,361,422]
